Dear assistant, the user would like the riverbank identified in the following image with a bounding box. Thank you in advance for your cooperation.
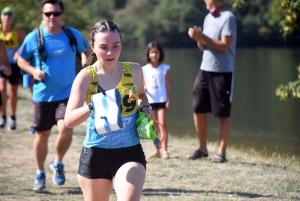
[0,88,299,201]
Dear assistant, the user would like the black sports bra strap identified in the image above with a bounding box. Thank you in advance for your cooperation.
[97,84,106,95]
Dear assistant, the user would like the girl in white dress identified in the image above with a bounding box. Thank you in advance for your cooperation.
[142,41,171,159]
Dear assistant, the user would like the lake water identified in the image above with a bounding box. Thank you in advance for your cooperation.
[120,47,300,157]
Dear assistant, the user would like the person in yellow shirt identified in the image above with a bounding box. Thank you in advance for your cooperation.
[0,40,11,111]
[0,7,27,130]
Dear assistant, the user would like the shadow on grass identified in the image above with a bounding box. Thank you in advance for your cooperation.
[2,188,273,199]
[141,188,273,198]
[20,187,83,195]
[236,161,287,169]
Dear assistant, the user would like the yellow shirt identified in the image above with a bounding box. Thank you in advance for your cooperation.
[84,62,139,117]
[0,24,19,63]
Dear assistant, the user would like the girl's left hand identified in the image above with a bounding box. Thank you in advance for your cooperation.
[142,106,154,118]
[166,100,171,111]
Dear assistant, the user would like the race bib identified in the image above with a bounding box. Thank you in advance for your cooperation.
[91,88,123,135]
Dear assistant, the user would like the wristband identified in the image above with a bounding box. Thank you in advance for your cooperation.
[139,104,152,112]
[88,103,93,113]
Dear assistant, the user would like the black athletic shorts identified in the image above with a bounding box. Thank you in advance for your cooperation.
[78,144,147,180]
[0,63,22,85]
[32,98,68,132]
[149,102,166,110]
[193,69,233,117]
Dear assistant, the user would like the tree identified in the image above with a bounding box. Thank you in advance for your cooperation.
[1,0,93,38]
[273,0,300,100]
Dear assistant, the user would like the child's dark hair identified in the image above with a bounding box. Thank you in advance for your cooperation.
[145,41,164,63]
[42,0,64,12]
[86,20,122,66]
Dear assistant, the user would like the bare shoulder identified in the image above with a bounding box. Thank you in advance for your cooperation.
[131,62,142,69]
[131,62,143,74]
[17,28,27,42]
[74,68,91,87]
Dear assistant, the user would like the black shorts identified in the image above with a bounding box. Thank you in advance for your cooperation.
[149,102,166,110]
[193,69,233,117]
[32,98,68,132]
[78,144,147,180]
[0,63,22,85]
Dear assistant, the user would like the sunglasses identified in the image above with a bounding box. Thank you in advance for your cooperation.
[43,12,62,17]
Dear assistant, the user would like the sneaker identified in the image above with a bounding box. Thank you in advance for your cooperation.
[29,127,36,135]
[33,172,46,191]
[8,118,16,130]
[0,117,6,129]
[50,161,65,185]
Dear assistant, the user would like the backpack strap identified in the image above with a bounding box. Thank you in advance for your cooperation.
[85,65,106,104]
[62,26,81,59]
[35,28,48,70]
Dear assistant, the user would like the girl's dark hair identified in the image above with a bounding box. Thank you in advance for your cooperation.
[42,0,64,12]
[145,41,164,63]
[86,20,122,66]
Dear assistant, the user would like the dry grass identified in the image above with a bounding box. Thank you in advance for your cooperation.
[0,88,299,201]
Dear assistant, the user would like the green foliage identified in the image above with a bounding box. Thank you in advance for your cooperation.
[2,0,300,100]
[276,0,300,36]
[2,0,299,47]
[273,0,300,100]
[113,0,206,47]
[1,0,93,39]
[276,65,300,100]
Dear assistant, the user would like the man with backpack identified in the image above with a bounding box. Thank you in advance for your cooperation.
[17,0,89,191]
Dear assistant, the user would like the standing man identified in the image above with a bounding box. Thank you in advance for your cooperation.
[0,6,27,130]
[17,0,89,191]
[187,0,236,163]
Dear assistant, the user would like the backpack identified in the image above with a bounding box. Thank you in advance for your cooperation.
[34,26,81,70]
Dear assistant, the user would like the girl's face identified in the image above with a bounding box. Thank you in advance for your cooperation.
[92,31,121,67]
[149,47,161,64]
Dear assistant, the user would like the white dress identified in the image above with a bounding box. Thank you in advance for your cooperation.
[142,63,170,104]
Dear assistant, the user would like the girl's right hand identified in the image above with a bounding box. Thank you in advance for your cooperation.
[141,105,154,118]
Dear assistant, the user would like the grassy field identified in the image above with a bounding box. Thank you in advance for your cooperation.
[0,88,299,201]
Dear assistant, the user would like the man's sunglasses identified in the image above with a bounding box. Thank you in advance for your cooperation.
[43,12,62,17]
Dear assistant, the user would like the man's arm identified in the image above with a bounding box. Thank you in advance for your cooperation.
[81,47,91,67]
[14,28,28,62]
[197,40,206,51]
[17,56,45,81]
[0,41,11,76]
[18,28,27,43]
[81,52,87,66]
[189,26,233,53]
[198,34,233,53]
[194,27,206,51]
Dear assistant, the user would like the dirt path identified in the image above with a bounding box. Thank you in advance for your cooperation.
[0,90,299,200]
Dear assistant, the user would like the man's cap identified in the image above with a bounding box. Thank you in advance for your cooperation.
[1,7,14,16]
